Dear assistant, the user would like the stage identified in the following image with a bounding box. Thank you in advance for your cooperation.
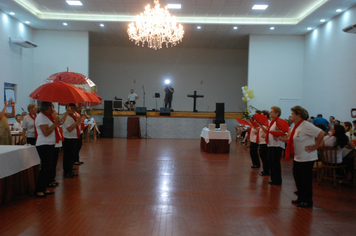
[91,110,244,139]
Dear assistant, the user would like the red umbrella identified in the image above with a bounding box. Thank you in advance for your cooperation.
[269,131,287,137]
[276,117,289,132]
[253,114,269,126]
[29,81,89,103]
[82,90,102,106]
[236,118,250,126]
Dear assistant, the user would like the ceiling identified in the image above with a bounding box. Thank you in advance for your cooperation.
[1,0,356,49]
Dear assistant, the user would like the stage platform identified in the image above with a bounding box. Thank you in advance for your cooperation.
[91,110,244,139]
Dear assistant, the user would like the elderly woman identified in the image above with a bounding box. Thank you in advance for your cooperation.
[21,104,38,145]
[35,101,61,198]
[280,106,324,208]
[0,100,15,145]
[12,114,23,131]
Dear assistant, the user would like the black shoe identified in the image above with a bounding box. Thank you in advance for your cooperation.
[292,199,301,204]
[268,181,282,185]
[64,173,74,178]
[251,165,260,168]
[73,162,81,165]
[294,191,299,196]
[79,161,84,164]
[259,171,270,176]
[297,202,313,208]
[44,190,55,195]
[72,167,77,170]
[71,172,79,177]
[35,192,46,198]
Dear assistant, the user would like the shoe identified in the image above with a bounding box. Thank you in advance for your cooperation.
[73,162,81,165]
[259,171,270,176]
[48,182,57,187]
[35,192,46,198]
[70,172,79,177]
[294,191,299,196]
[292,199,301,204]
[72,167,77,170]
[268,181,282,185]
[64,173,74,178]
[44,190,55,195]
[297,202,313,208]
[79,161,84,164]
[251,165,260,168]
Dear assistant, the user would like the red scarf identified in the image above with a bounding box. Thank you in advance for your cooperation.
[42,112,64,143]
[265,118,277,143]
[256,128,260,143]
[285,119,304,161]
[69,113,81,139]
[30,113,38,139]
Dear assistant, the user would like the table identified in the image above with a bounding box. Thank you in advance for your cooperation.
[200,127,231,153]
[127,117,141,139]
[11,131,24,145]
[0,145,41,205]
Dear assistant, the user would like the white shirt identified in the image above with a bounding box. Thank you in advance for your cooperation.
[63,115,79,139]
[249,127,258,143]
[84,117,96,130]
[128,93,138,101]
[22,115,36,138]
[267,121,285,149]
[292,120,322,162]
[258,125,268,145]
[323,136,343,163]
[35,112,55,146]
[12,121,22,131]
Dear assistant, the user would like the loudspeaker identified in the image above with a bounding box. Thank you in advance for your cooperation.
[102,117,113,138]
[136,107,147,115]
[160,107,171,116]
[104,100,113,118]
[215,103,225,120]
[113,100,122,110]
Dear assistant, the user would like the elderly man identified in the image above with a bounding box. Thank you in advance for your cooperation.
[124,89,139,110]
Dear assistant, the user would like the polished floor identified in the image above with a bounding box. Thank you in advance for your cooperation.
[1,139,356,236]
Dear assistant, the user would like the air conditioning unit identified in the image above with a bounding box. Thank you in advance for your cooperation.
[9,37,38,48]
[342,24,356,34]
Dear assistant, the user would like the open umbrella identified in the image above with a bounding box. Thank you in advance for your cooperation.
[43,68,96,92]
[30,81,89,103]
[236,118,250,126]
[82,90,102,107]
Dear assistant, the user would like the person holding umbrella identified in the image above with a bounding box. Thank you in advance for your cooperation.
[35,101,61,198]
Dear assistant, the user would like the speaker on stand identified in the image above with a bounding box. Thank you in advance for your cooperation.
[102,100,114,138]
[214,103,225,128]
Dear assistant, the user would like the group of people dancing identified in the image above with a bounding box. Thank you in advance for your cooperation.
[0,101,87,198]
[245,105,355,208]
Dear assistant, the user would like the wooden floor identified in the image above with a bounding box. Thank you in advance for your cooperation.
[1,139,356,236]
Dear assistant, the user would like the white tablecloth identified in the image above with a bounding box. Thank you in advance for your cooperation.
[0,145,40,179]
[200,127,232,144]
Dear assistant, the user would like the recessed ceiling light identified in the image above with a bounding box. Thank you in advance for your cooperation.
[307,27,312,30]
[233,26,238,30]
[10,12,15,15]
[320,19,325,22]
[66,1,83,6]
[197,26,201,29]
[336,9,342,12]
[167,4,181,9]
[63,23,68,26]
[25,21,30,24]
[100,24,104,27]
[252,5,268,10]
[270,27,275,30]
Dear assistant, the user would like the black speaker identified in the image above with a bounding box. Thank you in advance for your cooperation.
[160,107,171,116]
[136,107,147,115]
[113,100,122,110]
[102,117,113,138]
[215,103,225,120]
[104,100,113,118]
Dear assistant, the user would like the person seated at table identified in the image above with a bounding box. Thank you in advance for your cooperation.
[323,124,350,164]
[22,104,38,145]
[0,100,16,145]
[12,114,23,131]
[342,121,356,181]
[84,114,100,135]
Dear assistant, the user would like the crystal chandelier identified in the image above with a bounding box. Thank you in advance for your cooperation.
[127,0,184,50]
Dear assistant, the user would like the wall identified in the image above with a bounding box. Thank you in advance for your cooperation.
[248,35,304,118]
[89,47,248,112]
[303,6,356,122]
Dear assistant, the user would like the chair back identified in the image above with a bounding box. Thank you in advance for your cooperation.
[318,146,339,167]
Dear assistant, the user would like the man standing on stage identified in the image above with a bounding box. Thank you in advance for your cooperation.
[164,83,174,109]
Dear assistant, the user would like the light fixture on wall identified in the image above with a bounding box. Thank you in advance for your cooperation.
[127,0,184,50]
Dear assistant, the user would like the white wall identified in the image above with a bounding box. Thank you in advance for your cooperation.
[304,6,356,122]
[0,12,34,117]
[89,47,248,112]
[248,35,304,118]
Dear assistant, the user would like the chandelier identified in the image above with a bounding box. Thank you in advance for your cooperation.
[127,0,184,50]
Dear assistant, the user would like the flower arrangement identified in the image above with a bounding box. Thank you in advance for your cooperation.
[241,86,254,119]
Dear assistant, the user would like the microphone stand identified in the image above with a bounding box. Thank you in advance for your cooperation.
[142,85,146,108]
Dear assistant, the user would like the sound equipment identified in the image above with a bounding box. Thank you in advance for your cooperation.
[160,107,171,116]
[214,103,225,128]
[104,100,113,118]
[136,107,147,115]
[113,99,123,110]
[101,117,113,138]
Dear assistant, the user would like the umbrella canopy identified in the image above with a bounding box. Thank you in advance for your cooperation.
[30,81,89,103]
[236,118,250,126]
[82,90,102,107]
[43,68,96,92]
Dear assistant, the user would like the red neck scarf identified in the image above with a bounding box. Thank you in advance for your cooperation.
[285,119,304,160]
[265,118,277,143]
[42,112,64,143]
[69,113,81,139]
[256,128,260,143]
[30,113,38,139]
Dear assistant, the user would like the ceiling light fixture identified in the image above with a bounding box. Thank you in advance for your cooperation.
[233,26,238,30]
[336,9,342,12]
[167,4,181,9]
[63,23,68,26]
[197,26,201,29]
[252,5,268,10]
[307,27,312,30]
[25,21,30,24]
[320,19,325,22]
[270,27,275,30]
[66,1,83,6]
[100,24,104,27]
[10,12,15,15]
[127,0,184,50]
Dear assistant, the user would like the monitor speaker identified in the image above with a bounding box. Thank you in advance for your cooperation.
[215,103,225,120]
[113,100,122,110]
[102,117,113,138]
[136,107,147,115]
[160,108,171,116]
[104,100,113,118]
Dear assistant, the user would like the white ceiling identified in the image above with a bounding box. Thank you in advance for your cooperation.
[1,0,356,49]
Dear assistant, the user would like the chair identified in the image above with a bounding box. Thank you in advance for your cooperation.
[318,147,349,187]
[93,122,100,139]
[83,124,91,143]
[235,125,245,142]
